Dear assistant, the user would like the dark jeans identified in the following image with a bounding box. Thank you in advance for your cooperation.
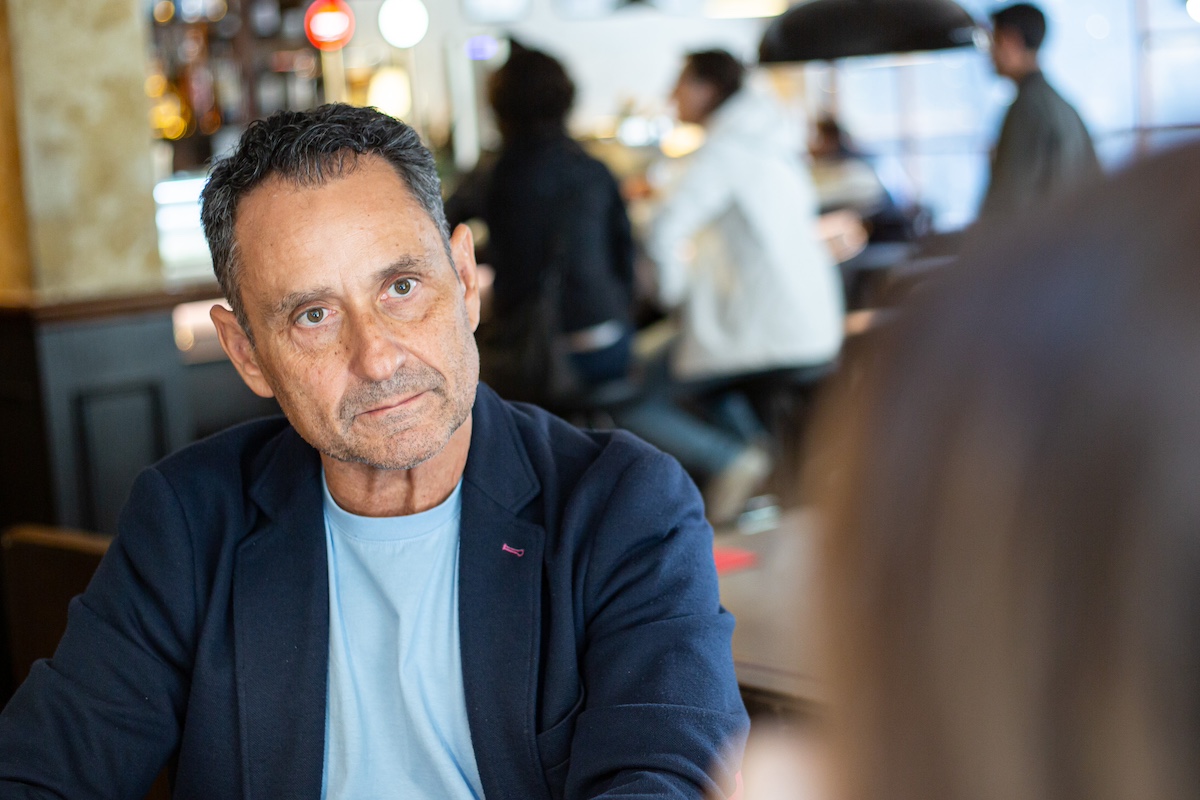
[567,332,634,387]
[612,351,766,480]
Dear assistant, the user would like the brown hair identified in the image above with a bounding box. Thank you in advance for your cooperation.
[810,144,1200,800]
[991,3,1048,51]
[683,49,744,115]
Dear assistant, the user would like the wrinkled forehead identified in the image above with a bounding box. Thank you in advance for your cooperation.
[236,162,441,270]
[235,153,442,243]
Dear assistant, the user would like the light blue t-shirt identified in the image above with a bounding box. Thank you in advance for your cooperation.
[320,475,484,800]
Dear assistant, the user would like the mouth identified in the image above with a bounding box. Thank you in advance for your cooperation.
[357,391,428,418]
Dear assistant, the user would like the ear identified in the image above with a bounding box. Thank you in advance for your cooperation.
[210,304,276,399]
[449,223,481,332]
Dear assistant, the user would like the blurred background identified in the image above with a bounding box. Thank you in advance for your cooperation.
[135,0,1200,270]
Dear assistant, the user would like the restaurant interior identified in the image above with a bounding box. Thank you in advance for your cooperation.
[1,0,1199,794]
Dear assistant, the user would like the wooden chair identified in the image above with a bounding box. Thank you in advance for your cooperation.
[2,525,112,686]
[1,525,170,800]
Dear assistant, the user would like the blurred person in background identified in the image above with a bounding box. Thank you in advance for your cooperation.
[979,2,1101,222]
[620,49,844,524]
[810,142,1200,800]
[809,115,930,247]
[808,116,888,217]
[472,43,637,406]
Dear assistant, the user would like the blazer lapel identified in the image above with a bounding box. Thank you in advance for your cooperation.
[234,428,329,800]
[458,387,549,799]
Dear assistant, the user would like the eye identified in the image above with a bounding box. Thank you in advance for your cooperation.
[387,278,414,298]
[297,307,327,326]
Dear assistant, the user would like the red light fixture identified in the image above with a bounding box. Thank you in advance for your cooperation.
[304,0,356,52]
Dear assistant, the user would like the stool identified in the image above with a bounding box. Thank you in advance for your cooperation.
[547,376,644,429]
[726,362,838,495]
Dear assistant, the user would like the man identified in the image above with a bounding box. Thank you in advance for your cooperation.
[0,105,747,799]
[979,3,1102,222]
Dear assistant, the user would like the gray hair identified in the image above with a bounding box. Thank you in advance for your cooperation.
[199,104,451,337]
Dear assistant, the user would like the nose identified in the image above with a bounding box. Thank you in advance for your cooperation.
[346,312,405,383]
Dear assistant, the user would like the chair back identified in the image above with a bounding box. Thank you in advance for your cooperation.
[1,525,111,684]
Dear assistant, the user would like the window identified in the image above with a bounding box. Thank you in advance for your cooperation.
[809,0,1200,230]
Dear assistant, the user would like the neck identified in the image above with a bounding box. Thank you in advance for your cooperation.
[322,414,473,517]
[1006,57,1040,84]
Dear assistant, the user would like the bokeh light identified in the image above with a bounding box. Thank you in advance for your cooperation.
[378,0,430,49]
[304,0,356,52]
[153,0,175,23]
[367,67,413,119]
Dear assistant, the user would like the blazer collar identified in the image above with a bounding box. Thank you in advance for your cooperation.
[461,383,540,514]
[458,385,551,798]
[235,426,329,800]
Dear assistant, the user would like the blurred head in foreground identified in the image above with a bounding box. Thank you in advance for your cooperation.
[812,143,1200,800]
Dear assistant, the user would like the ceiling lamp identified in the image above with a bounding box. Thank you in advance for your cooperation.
[759,0,980,63]
[378,0,430,49]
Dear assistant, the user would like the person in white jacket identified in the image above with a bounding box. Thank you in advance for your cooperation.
[651,50,844,381]
[618,50,845,523]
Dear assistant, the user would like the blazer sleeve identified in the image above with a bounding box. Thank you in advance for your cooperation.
[568,445,749,799]
[0,467,197,799]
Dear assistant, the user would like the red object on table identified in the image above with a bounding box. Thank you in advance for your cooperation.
[713,546,758,575]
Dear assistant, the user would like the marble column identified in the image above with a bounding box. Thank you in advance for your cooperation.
[0,0,30,302]
[1,0,163,303]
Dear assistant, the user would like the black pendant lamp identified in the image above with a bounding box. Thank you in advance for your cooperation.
[759,0,980,64]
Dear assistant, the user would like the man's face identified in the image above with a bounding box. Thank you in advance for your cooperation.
[219,154,480,471]
[671,67,719,126]
[990,27,1024,80]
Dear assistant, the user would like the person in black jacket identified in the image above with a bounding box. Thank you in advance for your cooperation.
[465,43,637,404]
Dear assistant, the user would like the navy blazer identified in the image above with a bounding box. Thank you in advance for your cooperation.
[0,385,748,799]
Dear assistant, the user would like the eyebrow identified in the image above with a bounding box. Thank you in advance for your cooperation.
[368,254,432,287]
[262,255,434,325]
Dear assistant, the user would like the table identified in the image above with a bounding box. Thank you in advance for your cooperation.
[716,510,824,715]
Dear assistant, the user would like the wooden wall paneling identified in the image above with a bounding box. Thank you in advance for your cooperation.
[185,358,280,441]
[74,383,168,536]
[0,312,53,531]
[36,312,193,534]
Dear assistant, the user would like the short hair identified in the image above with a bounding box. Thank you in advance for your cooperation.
[199,104,450,336]
[487,43,575,139]
[683,49,744,112]
[991,3,1047,51]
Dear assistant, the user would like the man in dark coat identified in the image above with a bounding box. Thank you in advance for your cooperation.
[979,3,1102,222]
[0,104,748,799]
